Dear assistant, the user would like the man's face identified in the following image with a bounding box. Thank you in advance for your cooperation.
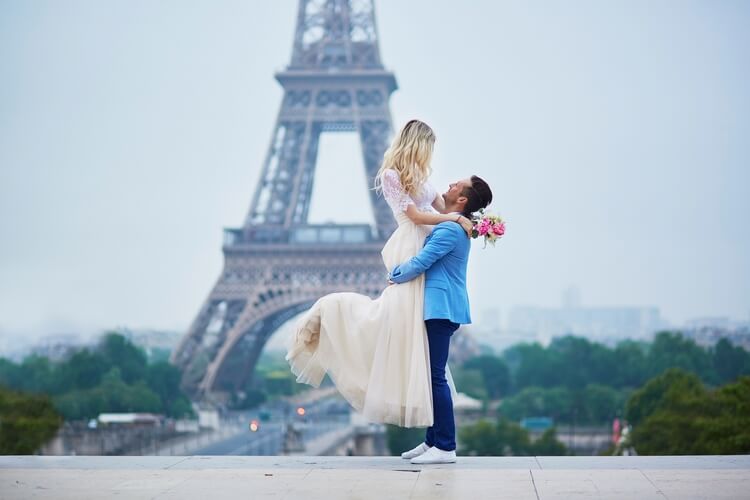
[443,178,472,206]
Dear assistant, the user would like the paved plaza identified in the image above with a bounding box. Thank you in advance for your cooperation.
[1,455,749,499]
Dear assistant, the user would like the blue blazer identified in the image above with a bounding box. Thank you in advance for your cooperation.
[388,221,472,325]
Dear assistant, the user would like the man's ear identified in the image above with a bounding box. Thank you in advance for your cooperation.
[456,195,468,206]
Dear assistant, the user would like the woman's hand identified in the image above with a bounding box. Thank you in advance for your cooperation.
[457,215,473,237]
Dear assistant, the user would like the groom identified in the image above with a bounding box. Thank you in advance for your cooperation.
[388,175,493,464]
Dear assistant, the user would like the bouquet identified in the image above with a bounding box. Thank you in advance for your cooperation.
[471,208,506,247]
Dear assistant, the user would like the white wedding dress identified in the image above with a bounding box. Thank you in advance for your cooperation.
[286,169,453,427]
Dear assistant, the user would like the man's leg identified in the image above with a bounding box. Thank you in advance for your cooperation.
[424,318,459,451]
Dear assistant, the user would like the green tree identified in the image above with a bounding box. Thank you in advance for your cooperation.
[712,338,750,384]
[460,418,536,456]
[625,369,750,455]
[57,349,109,391]
[499,384,628,425]
[625,368,706,427]
[548,336,615,389]
[697,375,750,453]
[263,370,297,396]
[0,386,62,454]
[647,331,716,384]
[500,386,573,422]
[502,342,561,391]
[582,384,624,423]
[452,368,487,401]
[16,355,57,394]
[531,427,568,455]
[459,420,504,455]
[463,355,511,399]
[230,388,267,410]
[385,425,424,456]
[495,418,534,455]
[54,367,162,420]
[146,362,193,417]
[0,333,194,422]
[99,332,148,384]
[0,359,21,389]
[611,340,649,388]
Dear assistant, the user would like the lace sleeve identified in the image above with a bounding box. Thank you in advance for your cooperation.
[381,169,415,213]
[424,181,439,211]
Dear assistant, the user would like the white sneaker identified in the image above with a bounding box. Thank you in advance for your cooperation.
[401,442,430,459]
[410,446,456,464]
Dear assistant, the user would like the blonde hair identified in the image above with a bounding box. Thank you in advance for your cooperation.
[374,119,435,197]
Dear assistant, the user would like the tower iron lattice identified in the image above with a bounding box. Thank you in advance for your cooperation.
[171,0,399,400]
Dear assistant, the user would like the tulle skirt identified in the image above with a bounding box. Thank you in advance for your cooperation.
[286,214,437,427]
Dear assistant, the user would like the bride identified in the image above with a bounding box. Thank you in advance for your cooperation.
[285,119,473,427]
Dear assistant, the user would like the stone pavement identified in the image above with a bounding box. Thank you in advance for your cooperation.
[1,455,749,499]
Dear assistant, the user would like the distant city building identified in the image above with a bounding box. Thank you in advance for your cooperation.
[29,334,91,362]
[479,308,502,328]
[507,305,665,344]
[680,317,750,350]
[561,286,582,310]
[449,328,482,365]
[19,329,182,362]
[470,289,667,353]
[467,327,531,355]
[120,328,182,359]
[121,328,181,349]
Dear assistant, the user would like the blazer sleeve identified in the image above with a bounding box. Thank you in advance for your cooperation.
[388,223,459,284]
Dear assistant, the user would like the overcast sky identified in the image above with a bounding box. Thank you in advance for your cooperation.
[1,0,749,351]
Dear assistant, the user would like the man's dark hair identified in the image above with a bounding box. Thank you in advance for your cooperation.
[461,175,493,217]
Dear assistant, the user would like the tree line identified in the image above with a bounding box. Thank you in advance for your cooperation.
[453,331,750,425]
[3,329,749,456]
[449,331,750,456]
[624,368,750,455]
[0,332,193,421]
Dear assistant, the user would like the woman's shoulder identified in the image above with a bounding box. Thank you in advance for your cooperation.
[423,178,437,195]
[380,168,402,187]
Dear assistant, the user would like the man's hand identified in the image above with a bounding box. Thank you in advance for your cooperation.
[457,215,473,237]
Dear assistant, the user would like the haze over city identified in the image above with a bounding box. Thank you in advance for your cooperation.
[1,0,749,350]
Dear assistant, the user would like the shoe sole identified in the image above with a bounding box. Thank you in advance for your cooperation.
[401,446,430,459]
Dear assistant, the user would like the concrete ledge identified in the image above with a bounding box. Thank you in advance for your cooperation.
[2,455,749,470]
[1,455,749,499]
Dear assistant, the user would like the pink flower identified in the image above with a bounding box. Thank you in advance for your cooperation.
[477,218,491,236]
[492,222,505,236]
[470,211,506,247]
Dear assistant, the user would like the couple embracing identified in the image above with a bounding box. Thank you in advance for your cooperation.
[286,119,493,464]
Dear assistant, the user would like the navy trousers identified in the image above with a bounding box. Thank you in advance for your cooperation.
[424,318,460,451]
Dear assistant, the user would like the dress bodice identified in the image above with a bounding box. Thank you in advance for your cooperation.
[381,169,437,224]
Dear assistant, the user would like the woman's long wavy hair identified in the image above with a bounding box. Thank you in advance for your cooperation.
[374,119,435,197]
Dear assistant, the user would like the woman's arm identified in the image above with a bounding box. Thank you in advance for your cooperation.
[380,169,472,235]
[405,204,473,236]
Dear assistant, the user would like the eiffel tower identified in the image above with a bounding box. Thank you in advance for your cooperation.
[171,0,399,400]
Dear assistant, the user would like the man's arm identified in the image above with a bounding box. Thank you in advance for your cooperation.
[388,223,460,284]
